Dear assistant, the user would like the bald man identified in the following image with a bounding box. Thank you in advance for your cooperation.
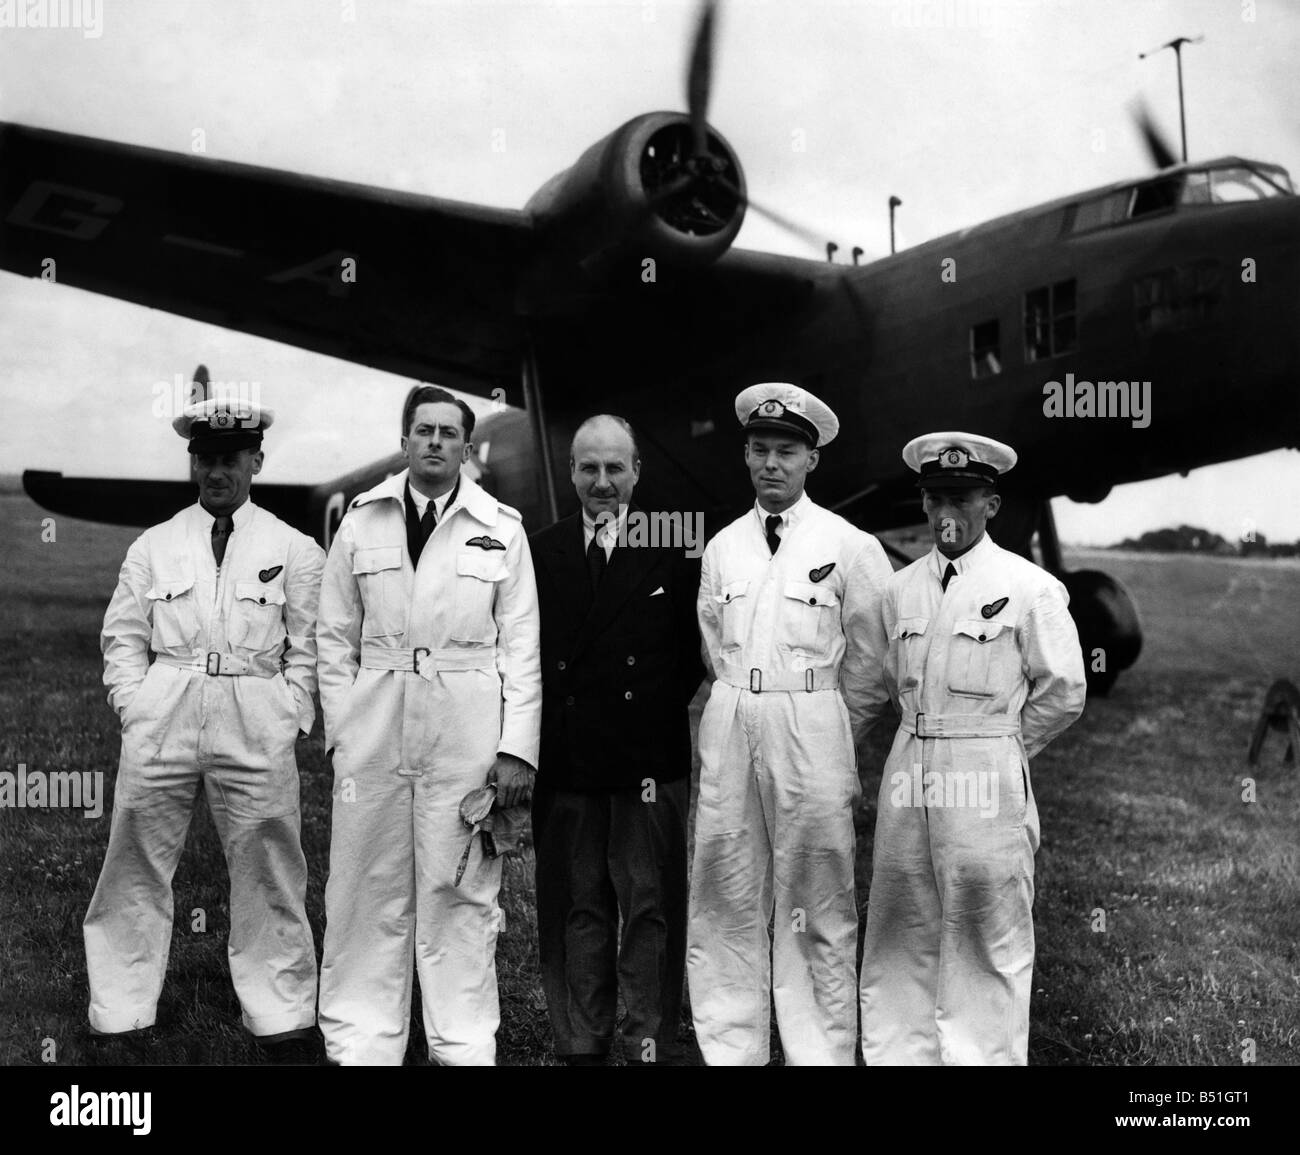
[529,416,704,1065]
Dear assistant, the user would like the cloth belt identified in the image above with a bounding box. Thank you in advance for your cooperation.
[717,661,839,693]
[902,711,1021,738]
[361,643,497,680]
[154,651,275,677]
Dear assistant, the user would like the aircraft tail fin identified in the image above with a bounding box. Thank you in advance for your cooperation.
[188,364,210,407]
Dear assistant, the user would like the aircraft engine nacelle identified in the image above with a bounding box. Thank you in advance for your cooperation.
[1060,569,1143,696]
[524,111,746,276]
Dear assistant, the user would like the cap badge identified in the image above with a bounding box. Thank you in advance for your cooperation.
[939,447,969,469]
[212,411,234,428]
[758,399,785,418]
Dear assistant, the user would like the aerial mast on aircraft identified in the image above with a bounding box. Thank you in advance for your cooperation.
[1139,34,1203,163]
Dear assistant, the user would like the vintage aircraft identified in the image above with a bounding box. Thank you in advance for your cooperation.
[5,2,1298,692]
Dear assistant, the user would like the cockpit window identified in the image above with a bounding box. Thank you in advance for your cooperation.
[1069,163,1292,234]
[1132,178,1182,218]
[1180,171,1212,205]
[1205,165,1292,201]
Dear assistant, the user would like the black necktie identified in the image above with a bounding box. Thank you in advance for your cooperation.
[212,515,233,567]
[765,514,782,555]
[941,562,957,592]
[587,534,607,591]
[408,482,456,568]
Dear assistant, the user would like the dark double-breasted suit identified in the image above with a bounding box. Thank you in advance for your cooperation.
[529,510,703,1062]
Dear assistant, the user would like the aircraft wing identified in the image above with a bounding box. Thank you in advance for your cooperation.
[1,122,851,410]
[0,124,533,396]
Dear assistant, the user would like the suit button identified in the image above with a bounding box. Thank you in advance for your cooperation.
[565,695,575,706]
[624,691,633,701]
[978,635,986,642]
[558,660,566,671]
[808,597,817,605]
[626,655,635,666]
[165,594,172,601]
[259,596,267,604]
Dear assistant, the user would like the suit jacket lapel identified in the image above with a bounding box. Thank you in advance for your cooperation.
[546,515,594,630]
[570,511,659,662]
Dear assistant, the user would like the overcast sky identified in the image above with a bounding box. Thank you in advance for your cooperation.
[2,0,1298,545]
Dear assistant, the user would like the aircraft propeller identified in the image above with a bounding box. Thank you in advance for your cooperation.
[1131,99,1180,171]
[686,0,717,167]
[643,0,828,254]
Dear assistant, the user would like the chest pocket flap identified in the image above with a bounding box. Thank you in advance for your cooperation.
[782,580,839,609]
[353,545,403,576]
[234,581,287,608]
[232,581,286,652]
[947,618,1015,697]
[892,616,929,641]
[715,578,750,650]
[145,573,198,651]
[953,619,1008,644]
[456,552,509,582]
[716,578,749,604]
[451,552,508,643]
[146,575,195,603]
[352,545,405,638]
[779,579,839,653]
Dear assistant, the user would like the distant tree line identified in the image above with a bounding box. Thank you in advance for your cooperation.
[1111,525,1300,558]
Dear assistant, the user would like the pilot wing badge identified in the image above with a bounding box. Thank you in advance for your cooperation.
[809,563,836,583]
[465,535,507,551]
[259,565,284,582]
[981,596,1010,619]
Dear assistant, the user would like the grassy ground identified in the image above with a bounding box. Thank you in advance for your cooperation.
[1,488,1296,1064]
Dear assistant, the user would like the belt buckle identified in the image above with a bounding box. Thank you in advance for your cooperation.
[805,669,814,692]
[915,711,927,738]
[205,652,221,677]
[412,646,431,674]
[749,668,762,693]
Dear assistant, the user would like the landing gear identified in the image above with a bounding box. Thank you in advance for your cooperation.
[990,494,1141,696]
[1058,570,1142,695]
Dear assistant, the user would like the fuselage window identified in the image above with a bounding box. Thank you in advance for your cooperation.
[970,319,1001,379]
[1134,260,1223,335]
[1070,190,1131,233]
[1024,279,1077,362]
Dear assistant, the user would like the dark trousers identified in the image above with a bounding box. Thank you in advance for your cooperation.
[532,777,689,1063]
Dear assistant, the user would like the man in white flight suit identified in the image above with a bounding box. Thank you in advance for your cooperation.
[691,382,893,1066]
[316,385,541,1066]
[859,432,1086,1065]
[86,397,323,1053]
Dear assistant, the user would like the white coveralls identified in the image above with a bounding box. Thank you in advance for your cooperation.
[85,500,323,1036]
[691,494,892,1065]
[316,470,541,1066]
[859,532,1086,1065]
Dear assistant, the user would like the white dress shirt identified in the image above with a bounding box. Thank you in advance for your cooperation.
[582,506,629,560]
[927,529,993,590]
[408,478,459,525]
[753,491,810,547]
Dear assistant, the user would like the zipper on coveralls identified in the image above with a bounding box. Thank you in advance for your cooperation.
[917,609,933,824]
[198,548,229,764]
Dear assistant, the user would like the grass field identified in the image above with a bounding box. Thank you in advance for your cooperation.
[1,487,1297,1065]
